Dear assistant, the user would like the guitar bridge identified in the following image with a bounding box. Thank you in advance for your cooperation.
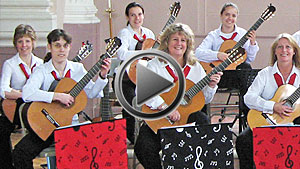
[41,109,60,127]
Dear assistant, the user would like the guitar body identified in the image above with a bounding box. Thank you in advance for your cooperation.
[24,78,88,141]
[247,84,300,130]
[142,79,205,133]
[1,99,17,123]
[200,40,247,73]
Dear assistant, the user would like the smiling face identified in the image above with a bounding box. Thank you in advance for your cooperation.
[275,38,295,64]
[48,37,71,64]
[168,32,187,61]
[220,6,238,30]
[127,6,144,31]
[16,36,34,57]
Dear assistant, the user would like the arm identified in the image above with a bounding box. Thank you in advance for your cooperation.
[195,32,219,62]
[243,30,259,63]
[116,29,138,61]
[0,61,21,99]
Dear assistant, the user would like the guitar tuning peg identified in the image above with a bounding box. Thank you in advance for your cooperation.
[82,41,85,46]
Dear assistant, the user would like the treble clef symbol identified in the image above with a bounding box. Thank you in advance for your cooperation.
[90,147,99,169]
[285,145,294,169]
[194,146,204,169]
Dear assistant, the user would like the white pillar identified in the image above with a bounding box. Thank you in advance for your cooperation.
[64,0,100,24]
[0,0,57,47]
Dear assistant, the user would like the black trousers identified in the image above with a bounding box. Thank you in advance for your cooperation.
[0,116,15,169]
[236,127,254,169]
[134,111,209,169]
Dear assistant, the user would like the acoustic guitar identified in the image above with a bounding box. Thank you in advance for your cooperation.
[247,84,300,130]
[142,47,245,133]
[128,2,181,84]
[22,37,121,141]
[1,41,93,123]
[200,4,276,73]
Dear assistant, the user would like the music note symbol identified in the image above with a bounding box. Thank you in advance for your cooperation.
[285,145,294,169]
[90,147,99,169]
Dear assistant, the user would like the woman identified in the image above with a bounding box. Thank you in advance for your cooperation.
[195,2,259,68]
[116,2,155,144]
[12,29,111,169]
[134,23,222,169]
[0,24,43,169]
[236,33,300,169]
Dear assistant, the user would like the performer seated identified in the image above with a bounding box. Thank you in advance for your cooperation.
[236,33,300,169]
[195,2,259,69]
[12,29,111,169]
[0,24,43,169]
[134,23,222,169]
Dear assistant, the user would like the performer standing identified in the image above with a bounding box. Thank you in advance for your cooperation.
[195,2,259,69]
[0,24,43,169]
[116,2,155,144]
[134,23,222,169]
[236,33,300,169]
[12,29,111,169]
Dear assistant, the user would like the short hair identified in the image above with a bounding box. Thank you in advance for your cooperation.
[158,23,197,65]
[220,2,239,15]
[270,33,300,68]
[13,24,37,49]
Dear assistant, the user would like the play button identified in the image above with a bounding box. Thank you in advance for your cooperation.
[136,63,174,106]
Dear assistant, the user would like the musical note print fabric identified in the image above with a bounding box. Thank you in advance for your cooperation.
[253,126,300,169]
[54,119,128,169]
[159,123,233,169]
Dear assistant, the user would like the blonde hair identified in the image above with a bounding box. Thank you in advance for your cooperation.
[13,24,37,50]
[158,23,197,65]
[270,33,300,68]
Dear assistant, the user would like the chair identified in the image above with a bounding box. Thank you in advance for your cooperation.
[236,69,261,132]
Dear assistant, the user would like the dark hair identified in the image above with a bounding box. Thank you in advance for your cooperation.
[220,2,239,15]
[44,29,72,62]
[125,2,144,25]
[13,24,37,50]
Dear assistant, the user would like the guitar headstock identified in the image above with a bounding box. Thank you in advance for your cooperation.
[169,2,181,17]
[260,3,276,21]
[77,41,93,60]
[228,47,246,63]
[105,37,122,57]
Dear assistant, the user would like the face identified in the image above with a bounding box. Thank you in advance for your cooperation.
[48,37,71,64]
[16,36,34,57]
[275,38,295,64]
[127,6,144,30]
[220,6,238,29]
[168,32,187,60]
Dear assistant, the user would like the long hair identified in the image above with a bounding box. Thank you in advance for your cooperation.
[13,24,37,50]
[125,2,144,26]
[44,29,72,63]
[158,23,197,65]
[270,33,300,68]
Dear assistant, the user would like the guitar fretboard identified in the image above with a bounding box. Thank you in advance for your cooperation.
[286,87,300,105]
[153,15,177,49]
[233,18,264,49]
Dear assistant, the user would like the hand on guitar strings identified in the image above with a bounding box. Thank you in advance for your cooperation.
[217,52,229,61]
[208,72,223,88]
[53,92,74,107]
[247,30,257,45]
[273,101,293,119]
[99,58,111,79]
[167,109,181,122]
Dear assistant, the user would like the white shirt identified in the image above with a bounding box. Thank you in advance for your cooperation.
[292,30,300,47]
[117,24,155,61]
[244,62,300,114]
[22,59,108,103]
[145,58,218,109]
[195,25,259,63]
[0,53,43,98]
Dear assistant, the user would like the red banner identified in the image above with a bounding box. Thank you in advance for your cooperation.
[253,126,300,169]
[54,119,128,169]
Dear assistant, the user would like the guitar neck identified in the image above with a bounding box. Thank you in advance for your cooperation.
[100,84,112,121]
[69,53,109,97]
[233,18,264,49]
[152,15,178,49]
[72,53,83,62]
[185,59,233,99]
[287,87,300,105]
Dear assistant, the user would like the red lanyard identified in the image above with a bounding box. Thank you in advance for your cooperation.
[274,73,296,87]
[51,69,71,80]
[19,63,36,79]
[133,34,146,43]
[220,32,238,41]
[165,65,191,82]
